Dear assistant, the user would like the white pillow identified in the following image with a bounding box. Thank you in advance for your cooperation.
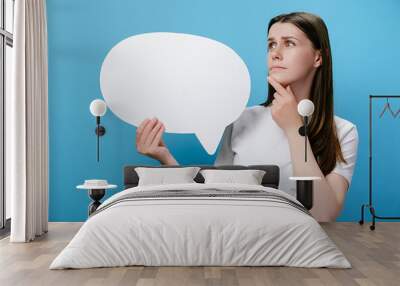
[135,167,201,186]
[200,169,266,185]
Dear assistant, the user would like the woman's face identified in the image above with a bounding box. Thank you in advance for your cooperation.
[267,22,321,86]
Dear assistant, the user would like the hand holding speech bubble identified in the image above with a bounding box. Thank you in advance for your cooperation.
[100,32,251,154]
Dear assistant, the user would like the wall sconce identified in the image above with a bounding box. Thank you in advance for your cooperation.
[89,99,107,162]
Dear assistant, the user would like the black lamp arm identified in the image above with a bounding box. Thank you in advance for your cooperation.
[94,116,106,162]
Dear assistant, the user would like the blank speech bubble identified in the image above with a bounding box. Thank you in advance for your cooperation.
[100,32,251,154]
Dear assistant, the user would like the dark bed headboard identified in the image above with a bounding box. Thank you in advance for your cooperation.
[123,165,280,189]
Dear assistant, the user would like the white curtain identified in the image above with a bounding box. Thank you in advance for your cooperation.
[7,0,49,242]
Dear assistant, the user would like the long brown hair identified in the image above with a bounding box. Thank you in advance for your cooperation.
[261,12,346,176]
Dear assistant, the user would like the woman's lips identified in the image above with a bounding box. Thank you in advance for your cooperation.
[270,67,287,70]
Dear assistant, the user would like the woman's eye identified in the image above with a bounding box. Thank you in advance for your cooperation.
[268,42,276,49]
[286,40,295,47]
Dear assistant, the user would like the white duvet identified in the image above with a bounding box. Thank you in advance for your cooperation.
[49,183,351,269]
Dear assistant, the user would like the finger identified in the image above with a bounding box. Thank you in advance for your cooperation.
[160,137,166,147]
[151,124,165,147]
[140,118,158,145]
[273,91,283,100]
[159,123,167,147]
[273,92,283,107]
[268,76,287,96]
[136,119,150,145]
[145,121,163,147]
[137,119,152,145]
[149,122,164,147]
[137,118,151,135]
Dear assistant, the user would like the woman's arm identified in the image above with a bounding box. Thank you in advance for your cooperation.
[267,76,350,221]
[286,128,348,221]
[159,151,179,166]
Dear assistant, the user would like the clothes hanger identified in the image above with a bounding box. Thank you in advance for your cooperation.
[379,98,391,118]
[393,106,400,118]
[379,98,400,118]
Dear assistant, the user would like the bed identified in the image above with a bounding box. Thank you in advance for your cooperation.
[49,164,351,269]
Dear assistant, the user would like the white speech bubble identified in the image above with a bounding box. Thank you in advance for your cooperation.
[100,32,251,154]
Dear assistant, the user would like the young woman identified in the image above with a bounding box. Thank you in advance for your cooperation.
[135,12,359,222]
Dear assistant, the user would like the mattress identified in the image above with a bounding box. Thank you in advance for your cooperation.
[49,183,351,269]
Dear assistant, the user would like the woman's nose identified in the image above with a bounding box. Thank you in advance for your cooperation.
[270,47,283,61]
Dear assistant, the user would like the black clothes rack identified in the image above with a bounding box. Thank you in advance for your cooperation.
[359,95,400,230]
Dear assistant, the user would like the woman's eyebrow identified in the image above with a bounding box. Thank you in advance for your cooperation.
[268,36,299,41]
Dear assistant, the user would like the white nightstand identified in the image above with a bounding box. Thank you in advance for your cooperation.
[77,180,117,216]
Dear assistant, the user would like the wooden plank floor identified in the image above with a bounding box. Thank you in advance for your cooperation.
[0,222,399,286]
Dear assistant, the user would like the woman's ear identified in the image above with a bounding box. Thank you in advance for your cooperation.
[314,50,322,68]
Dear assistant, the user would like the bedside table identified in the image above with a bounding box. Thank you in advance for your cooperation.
[289,176,321,210]
[77,180,117,216]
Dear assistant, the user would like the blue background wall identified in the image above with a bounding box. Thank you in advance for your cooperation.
[47,0,400,222]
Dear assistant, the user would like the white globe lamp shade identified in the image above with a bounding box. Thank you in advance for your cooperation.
[297,99,314,117]
[90,99,107,117]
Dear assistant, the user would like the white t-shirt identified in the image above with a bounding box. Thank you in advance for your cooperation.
[214,105,359,197]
